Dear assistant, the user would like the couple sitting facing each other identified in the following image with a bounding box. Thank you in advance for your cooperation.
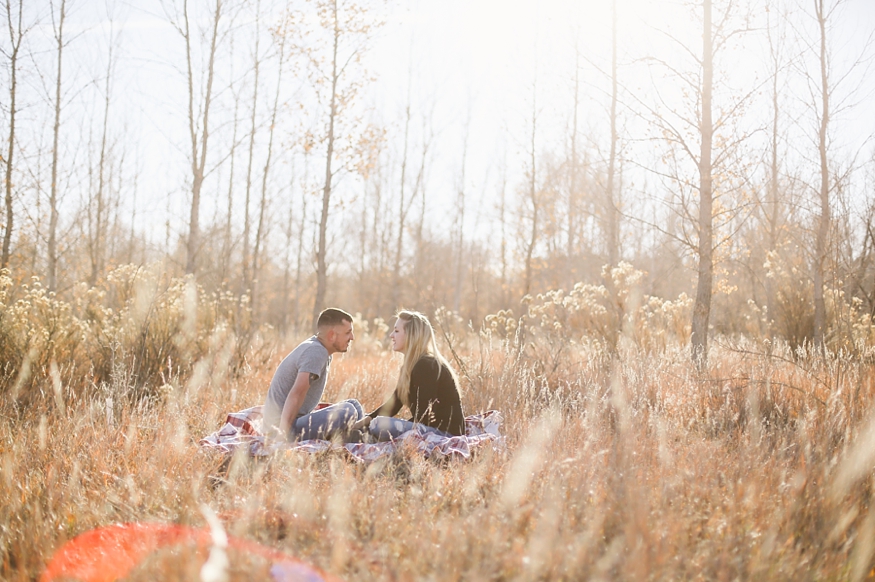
[262,308,465,443]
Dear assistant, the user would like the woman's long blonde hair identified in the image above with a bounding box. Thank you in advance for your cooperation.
[394,310,454,406]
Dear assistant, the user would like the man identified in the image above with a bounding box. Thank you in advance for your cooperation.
[263,308,364,441]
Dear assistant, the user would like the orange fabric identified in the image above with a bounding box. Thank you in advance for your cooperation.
[41,522,337,582]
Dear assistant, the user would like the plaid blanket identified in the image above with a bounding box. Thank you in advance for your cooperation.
[199,406,505,463]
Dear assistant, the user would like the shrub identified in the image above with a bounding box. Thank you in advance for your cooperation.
[481,263,693,385]
[0,264,271,408]
[0,270,85,405]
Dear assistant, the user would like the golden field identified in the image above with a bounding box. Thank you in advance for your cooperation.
[2,266,875,581]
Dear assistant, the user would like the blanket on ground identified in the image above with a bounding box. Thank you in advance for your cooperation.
[199,406,505,463]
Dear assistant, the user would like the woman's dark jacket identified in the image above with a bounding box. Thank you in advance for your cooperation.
[369,355,465,436]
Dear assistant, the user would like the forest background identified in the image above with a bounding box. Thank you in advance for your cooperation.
[1,0,874,358]
[4,1,875,580]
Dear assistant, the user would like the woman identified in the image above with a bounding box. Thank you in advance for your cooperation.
[356,310,465,441]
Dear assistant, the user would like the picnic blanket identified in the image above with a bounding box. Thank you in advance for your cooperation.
[199,406,505,463]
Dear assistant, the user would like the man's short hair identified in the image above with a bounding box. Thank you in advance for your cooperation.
[317,308,353,329]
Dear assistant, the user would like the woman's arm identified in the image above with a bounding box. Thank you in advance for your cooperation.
[351,392,402,432]
[367,391,402,418]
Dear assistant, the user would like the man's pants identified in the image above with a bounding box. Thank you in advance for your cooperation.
[291,399,364,441]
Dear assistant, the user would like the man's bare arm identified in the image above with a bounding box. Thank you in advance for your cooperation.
[279,371,312,438]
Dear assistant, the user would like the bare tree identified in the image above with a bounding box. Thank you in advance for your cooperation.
[759,0,793,338]
[251,24,289,317]
[280,159,297,334]
[126,155,140,265]
[810,0,833,350]
[605,0,620,267]
[1,0,27,269]
[241,0,262,296]
[497,151,509,307]
[87,9,118,286]
[292,154,312,332]
[280,0,382,326]
[222,40,241,283]
[523,76,540,298]
[313,0,340,324]
[390,66,430,310]
[690,0,716,366]
[165,0,224,275]
[413,155,428,303]
[391,74,413,310]
[853,194,875,320]
[452,115,469,313]
[46,0,67,289]
[567,39,581,286]
[636,0,756,366]
[793,0,875,350]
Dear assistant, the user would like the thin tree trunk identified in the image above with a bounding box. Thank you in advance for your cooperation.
[372,179,384,315]
[498,161,508,307]
[184,0,221,275]
[31,152,42,274]
[690,0,714,367]
[313,0,340,326]
[47,0,66,290]
[414,175,426,303]
[523,81,538,298]
[356,184,366,308]
[90,26,114,286]
[294,199,307,331]
[813,0,830,350]
[453,122,469,313]
[128,171,138,265]
[241,4,261,295]
[281,161,296,334]
[568,44,579,285]
[2,0,24,269]
[392,75,412,309]
[606,0,620,267]
[294,157,310,333]
[766,9,781,339]
[223,102,239,283]
[252,28,286,318]
[222,39,241,284]
[375,179,393,319]
[108,150,124,265]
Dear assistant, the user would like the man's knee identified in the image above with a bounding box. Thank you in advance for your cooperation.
[342,398,364,420]
[326,401,361,426]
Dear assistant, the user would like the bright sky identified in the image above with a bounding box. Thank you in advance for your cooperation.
[21,0,875,252]
[368,0,680,233]
[368,0,875,236]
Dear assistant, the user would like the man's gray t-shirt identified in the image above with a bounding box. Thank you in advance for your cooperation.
[263,336,331,432]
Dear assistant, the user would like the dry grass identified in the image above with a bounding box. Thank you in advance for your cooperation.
[3,333,875,581]
[3,265,875,580]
